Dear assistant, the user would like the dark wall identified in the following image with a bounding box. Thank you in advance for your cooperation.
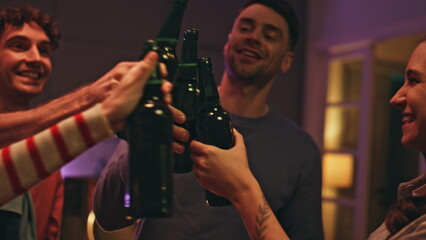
[2,0,307,124]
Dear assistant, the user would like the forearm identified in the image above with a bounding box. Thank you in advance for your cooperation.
[231,179,290,240]
[0,85,94,148]
[0,104,114,205]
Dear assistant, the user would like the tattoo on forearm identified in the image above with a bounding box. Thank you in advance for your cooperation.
[254,196,271,240]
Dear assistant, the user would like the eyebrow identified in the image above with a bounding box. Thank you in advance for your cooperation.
[406,69,413,79]
[238,17,255,26]
[406,69,425,79]
[238,18,283,36]
[264,24,283,36]
[5,35,51,46]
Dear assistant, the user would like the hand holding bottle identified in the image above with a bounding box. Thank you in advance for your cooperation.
[190,131,290,240]
[190,129,255,202]
[172,29,201,173]
[169,104,189,154]
[101,50,187,154]
[101,51,167,131]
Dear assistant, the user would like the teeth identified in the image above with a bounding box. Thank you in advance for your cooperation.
[19,72,40,79]
[402,115,414,124]
[240,50,259,58]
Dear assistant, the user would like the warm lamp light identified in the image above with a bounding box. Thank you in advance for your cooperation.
[322,153,354,188]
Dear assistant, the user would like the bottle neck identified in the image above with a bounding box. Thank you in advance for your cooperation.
[181,41,197,63]
[203,96,221,110]
[156,39,178,50]
[176,63,198,82]
[156,0,188,41]
[199,74,221,109]
[143,82,164,101]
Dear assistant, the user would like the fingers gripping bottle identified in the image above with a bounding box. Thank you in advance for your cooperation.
[127,41,174,217]
[172,29,200,173]
[196,57,234,206]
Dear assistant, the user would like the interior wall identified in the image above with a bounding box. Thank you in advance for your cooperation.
[304,1,426,239]
[304,0,426,145]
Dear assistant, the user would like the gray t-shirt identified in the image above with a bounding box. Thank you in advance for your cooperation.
[94,108,324,239]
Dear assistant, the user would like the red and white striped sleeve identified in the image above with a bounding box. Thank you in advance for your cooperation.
[0,104,114,205]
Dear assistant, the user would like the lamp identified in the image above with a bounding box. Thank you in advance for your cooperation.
[322,153,354,188]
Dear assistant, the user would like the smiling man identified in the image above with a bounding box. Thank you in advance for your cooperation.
[0,5,139,240]
[94,0,324,239]
[214,1,324,239]
[0,7,60,240]
[0,21,53,110]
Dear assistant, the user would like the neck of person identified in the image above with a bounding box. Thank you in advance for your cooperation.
[218,72,274,118]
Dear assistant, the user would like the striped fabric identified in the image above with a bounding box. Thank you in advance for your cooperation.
[0,104,114,206]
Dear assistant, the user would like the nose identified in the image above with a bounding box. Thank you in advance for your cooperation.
[25,45,42,65]
[246,29,261,46]
[390,85,407,110]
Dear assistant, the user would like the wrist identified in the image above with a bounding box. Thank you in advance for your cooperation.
[76,85,92,109]
[229,177,263,210]
[100,102,120,132]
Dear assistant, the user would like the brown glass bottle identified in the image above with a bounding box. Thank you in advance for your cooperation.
[196,57,234,206]
[155,0,188,82]
[172,29,200,173]
[127,41,173,217]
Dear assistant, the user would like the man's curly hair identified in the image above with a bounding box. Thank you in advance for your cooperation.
[0,4,61,50]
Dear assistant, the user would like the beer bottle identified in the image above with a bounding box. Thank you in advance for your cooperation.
[155,0,188,82]
[196,57,234,206]
[127,41,174,217]
[121,0,189,141]
[172,29,200,173]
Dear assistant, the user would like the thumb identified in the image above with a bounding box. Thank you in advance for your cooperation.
[233,128,245,148]
[143,51,160,66]
[114,51,158,96]
[130,51,159,88]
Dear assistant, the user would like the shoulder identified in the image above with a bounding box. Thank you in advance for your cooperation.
[397,173,426,198]
[101,139,129,177]
[267,109,319,152]
[367,222,390,240]
[389,214,426,240]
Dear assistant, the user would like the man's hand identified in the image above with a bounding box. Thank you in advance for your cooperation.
[79,61,139,107]
[169,105,189,155]
[190,129,255,201]
[101,52,159,131]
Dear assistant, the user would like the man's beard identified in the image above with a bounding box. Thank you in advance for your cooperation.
[225,56,274,88]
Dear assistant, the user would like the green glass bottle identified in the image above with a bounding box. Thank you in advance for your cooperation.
[121,0,189,141]
[172,29,200,173]
[196,57,234,206]
[127,41,173,217]
[155,0,188,82]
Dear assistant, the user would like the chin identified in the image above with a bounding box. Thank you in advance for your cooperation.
[17,89,43,100]
[20,85,45,94]
[402,137,426,152]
